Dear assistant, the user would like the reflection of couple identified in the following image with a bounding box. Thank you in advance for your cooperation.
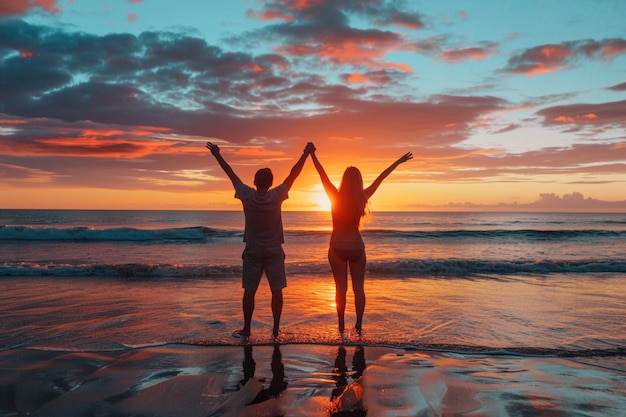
[238,344,366,414]
[207,141,412,337]
[241,345,287,404]
[331,346,366,411]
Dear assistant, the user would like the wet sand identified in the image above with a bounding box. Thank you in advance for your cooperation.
[1,343,625,417]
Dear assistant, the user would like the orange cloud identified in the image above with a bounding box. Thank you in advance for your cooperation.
[505,39,626,76]
[346,73,369,83]
[602,41,626,58]
[246,8,294,22]
[0,0,60,16]
[505,44,572,75]
[279,0,325,12]
[276,40,413,72]
[0,118,28,125]
[554,112,599,124]
[35,137,184,158]
[440,47,496,63]
[0,118,201,158]
[243,63,265,73]
[541,45,571,59]
[230,147,286,158]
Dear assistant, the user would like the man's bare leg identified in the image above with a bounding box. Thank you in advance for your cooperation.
[238,289,255,336]
[271,289,283,337]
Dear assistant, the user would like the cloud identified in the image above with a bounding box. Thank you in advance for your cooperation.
[1,14,625,199]
[439,44,498,63]
[537,100,626,129]
[503,38,626,76]
[249,0,425,29]
[424,192,626,212]
[0,0,60,17]
[0,19,511,147]
[607,81,626,91]
[243,0,423,70]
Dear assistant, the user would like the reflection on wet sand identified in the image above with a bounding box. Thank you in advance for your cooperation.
[330,346,367,416]
[241,344,288,404]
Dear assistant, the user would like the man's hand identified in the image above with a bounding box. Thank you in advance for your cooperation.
[205,141,242,186]
[305,142,316,155]
[206,142,220,157]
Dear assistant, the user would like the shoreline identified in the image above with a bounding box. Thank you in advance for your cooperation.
[1,343,625,417]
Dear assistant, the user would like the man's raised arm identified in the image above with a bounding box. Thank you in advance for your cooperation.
[283,143,314,190]
[206,142,242,188]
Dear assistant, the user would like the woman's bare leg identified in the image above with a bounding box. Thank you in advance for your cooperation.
[328,249,348,333]
[349,253,366,334]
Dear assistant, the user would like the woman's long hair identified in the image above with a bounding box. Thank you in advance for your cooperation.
[333,166,368,223]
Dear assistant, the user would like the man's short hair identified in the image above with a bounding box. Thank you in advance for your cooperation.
[254,168,273,189]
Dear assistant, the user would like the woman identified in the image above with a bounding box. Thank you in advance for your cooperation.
[310,145,412,333]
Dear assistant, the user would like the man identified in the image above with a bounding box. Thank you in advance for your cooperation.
[206,141,313,338]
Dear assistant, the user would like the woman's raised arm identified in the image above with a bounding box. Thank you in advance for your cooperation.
[364,152,412,199]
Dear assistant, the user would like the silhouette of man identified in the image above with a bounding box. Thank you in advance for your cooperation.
[206,141,313,337]
[243,345,287,404]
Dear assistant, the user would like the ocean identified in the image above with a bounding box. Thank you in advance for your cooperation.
[1,209,625,416]
[1,209,624,350]
[2,210,625,278]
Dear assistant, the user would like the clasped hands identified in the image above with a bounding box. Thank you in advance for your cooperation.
[304,142,316,155]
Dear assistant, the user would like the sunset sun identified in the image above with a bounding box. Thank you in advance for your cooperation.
[311,188,331,212]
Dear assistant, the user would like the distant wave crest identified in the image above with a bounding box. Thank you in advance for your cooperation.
[2,258,624,279]
[1,225,623,242]
[0,225,242,242]
[364,228,625,241]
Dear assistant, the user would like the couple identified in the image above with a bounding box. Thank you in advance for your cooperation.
[207,141,412,338]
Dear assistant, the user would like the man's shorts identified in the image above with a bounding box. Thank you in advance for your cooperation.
[242,245,286,291]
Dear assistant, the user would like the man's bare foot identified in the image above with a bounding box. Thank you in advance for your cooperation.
[232,329,251,338]
[354,325,362,335]
[272,327,280,339]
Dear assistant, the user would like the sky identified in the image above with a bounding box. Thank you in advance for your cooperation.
[1,0,625,211]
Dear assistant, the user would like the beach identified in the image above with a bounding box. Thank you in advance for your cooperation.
[1,274,625,416]
[1,210,625,416]
[2,342,625,416]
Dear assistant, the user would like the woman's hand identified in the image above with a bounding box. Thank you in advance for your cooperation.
[206,142,220,157]
[396,152,413,164]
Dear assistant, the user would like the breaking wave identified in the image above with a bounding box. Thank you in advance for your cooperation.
[2,258,624,279]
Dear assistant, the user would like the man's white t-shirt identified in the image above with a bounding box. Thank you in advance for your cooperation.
[235,182,288,247]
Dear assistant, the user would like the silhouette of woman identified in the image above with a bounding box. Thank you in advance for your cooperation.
[309,145,412,333]
[330,346,367,416]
